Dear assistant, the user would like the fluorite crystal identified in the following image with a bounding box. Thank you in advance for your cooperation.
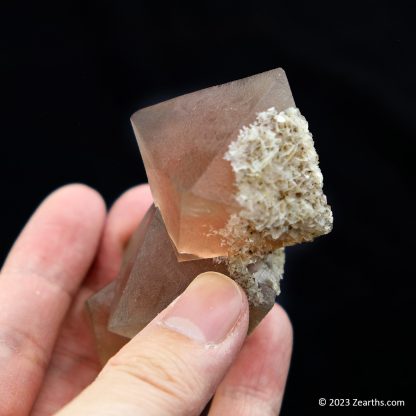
[131,68,295,260]
[107,204,282,338]
[86,281,128,365]
[86,68,333,364]
[108,204,228,338]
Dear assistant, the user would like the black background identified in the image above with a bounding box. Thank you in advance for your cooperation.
[2,0,415,414]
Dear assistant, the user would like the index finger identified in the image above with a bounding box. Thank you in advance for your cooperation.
[0,184,105,416]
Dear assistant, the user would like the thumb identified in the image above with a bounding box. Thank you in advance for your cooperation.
[57,272,249,416]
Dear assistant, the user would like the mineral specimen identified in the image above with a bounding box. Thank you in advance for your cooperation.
[219,106,332,304]
[108,204,228,338]
[131,68,296,260]
[86,281,128,365]
[87,68,332,362]
[130,67,332,308]
[107,203,283,336]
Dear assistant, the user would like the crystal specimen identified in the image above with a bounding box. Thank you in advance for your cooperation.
[108,204,285,337]
[109,204,229,338]
[86,281,128,365]
[220,106,332,303]
[87,68,332,361]
[130,67,332,311]
[131,68,296,260]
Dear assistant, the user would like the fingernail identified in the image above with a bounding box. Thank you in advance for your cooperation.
[161,272,245,344]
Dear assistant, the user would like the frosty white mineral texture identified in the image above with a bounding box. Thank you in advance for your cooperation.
[222,106,333,305]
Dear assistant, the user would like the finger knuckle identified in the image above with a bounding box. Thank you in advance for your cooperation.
[220,384,281,415]
[0,325,49,370]
[106,342,202,406]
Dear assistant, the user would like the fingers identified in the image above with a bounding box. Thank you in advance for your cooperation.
[0,184,106,416]
[209,304,293,416]
[31,184,152,414]
[85,184,153,292]
[107,184,153,249]
[57,272,250,416]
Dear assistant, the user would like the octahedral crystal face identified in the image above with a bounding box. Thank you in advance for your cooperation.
[107,204,274,338]
[131,68,295,260]
[86,281,128,365]
[108,204,228,338]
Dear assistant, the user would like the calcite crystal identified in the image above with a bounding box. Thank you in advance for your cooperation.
[87,68,332,363]
[219,106,332,304]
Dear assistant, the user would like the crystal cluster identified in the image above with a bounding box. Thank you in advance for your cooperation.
[86,68,332,363]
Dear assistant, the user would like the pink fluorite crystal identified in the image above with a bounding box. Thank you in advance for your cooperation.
[108,204,228,338]
[86,68,332,364]
[131,68,294,259]
[86,281,128,365]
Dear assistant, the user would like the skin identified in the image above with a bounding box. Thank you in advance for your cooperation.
[0,184,293,416]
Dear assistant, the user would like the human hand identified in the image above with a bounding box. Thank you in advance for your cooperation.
[0,184,292,416]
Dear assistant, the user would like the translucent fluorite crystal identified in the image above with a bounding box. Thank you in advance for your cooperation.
[99,204,279,340]
[86,68,333,363]
[108,204,228,338]
[86,281,128,365]
[131,68,295,260]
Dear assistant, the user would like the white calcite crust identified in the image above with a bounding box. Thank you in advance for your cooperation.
[225,248,285,304]
[222,106,333,305]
